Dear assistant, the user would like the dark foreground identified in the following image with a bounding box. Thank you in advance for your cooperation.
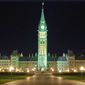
[0,72,33,84]
[2,72,85,85]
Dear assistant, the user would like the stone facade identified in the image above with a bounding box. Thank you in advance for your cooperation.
[0,50,85,72]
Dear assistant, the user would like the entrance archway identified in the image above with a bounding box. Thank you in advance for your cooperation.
[41,67,44,72]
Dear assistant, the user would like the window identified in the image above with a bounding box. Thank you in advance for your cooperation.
[40,32,46,38]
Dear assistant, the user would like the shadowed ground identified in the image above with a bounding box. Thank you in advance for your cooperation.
[2,72,85,85]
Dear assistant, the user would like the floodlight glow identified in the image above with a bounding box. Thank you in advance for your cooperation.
[27,70,29,72]
[16,69,19,72]
[52,69,54,71]
[80,67,84,71]
[9,66,14,71]
[74,70,76,72]
[0,68,1,71]
[66,69,69,72]
[51,68,52,69]
[59,70,61,73]
[32,68,35,71]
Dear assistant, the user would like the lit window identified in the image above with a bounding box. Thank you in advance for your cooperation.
[40,32,46,38]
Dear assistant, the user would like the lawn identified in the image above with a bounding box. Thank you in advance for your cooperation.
[0,72,33,84]
[53,72,85,82]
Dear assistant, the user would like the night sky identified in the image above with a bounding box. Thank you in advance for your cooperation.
[0,2,85,56]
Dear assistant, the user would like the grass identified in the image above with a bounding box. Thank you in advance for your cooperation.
[53,72,85,82]
[0,72,33,84]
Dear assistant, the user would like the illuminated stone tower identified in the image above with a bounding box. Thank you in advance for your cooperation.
[38,3,47,71]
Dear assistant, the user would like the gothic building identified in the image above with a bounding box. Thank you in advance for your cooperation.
[0,3,85,72]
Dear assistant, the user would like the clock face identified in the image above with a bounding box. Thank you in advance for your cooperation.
[41,25,44,29]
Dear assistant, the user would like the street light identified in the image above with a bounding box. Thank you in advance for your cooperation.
[59,70,61,73]
[80,66,84,81]
[10,66,14,71]
[74,70,76,72]
[51,68,54,72]
[27,68,29,72]
[0,68,1,71]
[27,70,29,72]
[9,66,14,81]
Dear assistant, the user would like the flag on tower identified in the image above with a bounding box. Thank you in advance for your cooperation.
[42,2,44,6]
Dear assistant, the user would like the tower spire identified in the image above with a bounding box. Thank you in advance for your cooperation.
[38,2,47,31]
[41,2,45,22]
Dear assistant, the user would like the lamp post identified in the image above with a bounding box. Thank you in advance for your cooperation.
[80,66,84,81]
[0,68,1,72]
[27,68,29,72]
[50,68,54,74]
[59,70,62,76]
[59,70,61,73]
[9,66,14,81]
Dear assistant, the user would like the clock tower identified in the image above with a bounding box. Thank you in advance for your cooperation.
[38,3,47,71]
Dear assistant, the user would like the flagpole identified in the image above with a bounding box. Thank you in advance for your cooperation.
[42,2,44,9]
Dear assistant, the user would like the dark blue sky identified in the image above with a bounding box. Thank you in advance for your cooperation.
[0,2,85,56]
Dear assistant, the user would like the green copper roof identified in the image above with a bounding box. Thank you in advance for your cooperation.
[40,9,45,22]
[38,8,47,31]
[0,56,10,60]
